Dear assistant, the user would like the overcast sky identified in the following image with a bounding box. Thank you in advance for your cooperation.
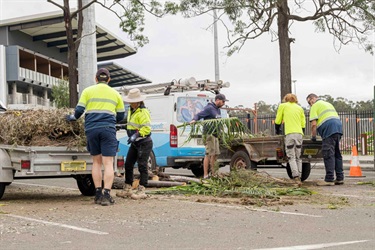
[1,0,374,108]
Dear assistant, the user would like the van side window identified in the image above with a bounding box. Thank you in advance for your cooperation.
[176,97,208,123]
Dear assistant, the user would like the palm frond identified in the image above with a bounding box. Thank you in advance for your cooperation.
[177,117,253,148]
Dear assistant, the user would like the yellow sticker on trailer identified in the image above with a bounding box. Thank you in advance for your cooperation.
[61,161,86,172]
[303,149,319,156]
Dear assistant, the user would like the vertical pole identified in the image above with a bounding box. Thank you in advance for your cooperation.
[213,8,220,82]
[0,45,7,105]
[78,0,97,95]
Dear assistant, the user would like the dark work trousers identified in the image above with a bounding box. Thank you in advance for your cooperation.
[125,139,153,187]
[322,133,344,182]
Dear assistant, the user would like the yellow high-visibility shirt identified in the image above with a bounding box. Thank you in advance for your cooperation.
[275,102,305,135]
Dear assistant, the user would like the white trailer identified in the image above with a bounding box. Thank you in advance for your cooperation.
[0,144,95,199]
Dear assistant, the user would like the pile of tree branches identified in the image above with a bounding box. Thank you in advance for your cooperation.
[148,170,312,203]
[0,108,85,148]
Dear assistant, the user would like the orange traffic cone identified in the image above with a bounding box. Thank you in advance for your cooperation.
[347,145,365,177]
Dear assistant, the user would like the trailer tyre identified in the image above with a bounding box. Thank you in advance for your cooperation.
[76,175,96,196]
[0,183,6,199]
[230,151,257,171]
[286,162,311,181]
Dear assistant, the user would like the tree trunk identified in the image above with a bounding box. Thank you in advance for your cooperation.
[277,0,292,101]
[64,0,79,108]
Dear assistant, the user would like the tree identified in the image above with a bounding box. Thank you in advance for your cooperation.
[47,0,91,108]
[47,0,152,108]
[51,79,70,108]
[112,0,375,101]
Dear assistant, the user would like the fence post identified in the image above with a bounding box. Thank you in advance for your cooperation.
[246,113,251,131]
[360,134,368,155]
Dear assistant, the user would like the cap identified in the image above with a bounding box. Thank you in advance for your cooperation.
[96,68,110,79]
[215,93,229,101]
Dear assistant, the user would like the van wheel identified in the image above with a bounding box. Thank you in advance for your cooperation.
[230,151,257,171]
[285,163,311,181]
[191,164,204,178]
[76,175,96,196]
[0,183,6,199]
[148,151,157,172]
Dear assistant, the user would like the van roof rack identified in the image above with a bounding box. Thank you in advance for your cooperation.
[120,77,230,95]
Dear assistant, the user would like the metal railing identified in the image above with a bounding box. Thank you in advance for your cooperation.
[235,110,374,155]
[19,67,67,87]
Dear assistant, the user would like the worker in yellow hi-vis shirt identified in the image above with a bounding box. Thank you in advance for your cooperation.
[275,93,306,186]
[66,68,125,206]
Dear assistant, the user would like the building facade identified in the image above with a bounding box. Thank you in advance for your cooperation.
[0,11,150,110]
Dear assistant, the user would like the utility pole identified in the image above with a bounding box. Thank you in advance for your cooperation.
[213,8,220,82]
[78,0,97,95]
[292,80,297,96]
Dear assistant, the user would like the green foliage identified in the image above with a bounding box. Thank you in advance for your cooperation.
[319,95,374,111]
[51,80,70,108]
[177,117,252,148]
[148,170,312,201]
[357,180,375,187]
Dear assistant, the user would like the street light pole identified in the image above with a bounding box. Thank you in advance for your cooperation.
[292,80,297,95]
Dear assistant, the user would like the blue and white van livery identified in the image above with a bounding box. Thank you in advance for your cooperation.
[116,79,229,177]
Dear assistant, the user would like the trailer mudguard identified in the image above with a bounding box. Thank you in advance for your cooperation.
[0,149,14,182]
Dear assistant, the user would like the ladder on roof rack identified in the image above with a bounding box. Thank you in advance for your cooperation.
[120,77,230,95]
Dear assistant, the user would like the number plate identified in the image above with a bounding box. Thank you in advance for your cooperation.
[61,161,86,172]
[303,149,319,156]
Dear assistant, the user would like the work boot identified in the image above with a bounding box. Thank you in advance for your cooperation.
[94,195,103,204]
[101,194,115,206]
[335,180,344,185]
[116,184,133,198]
[131,185,147,200]
[316,180,335,186]
[293,176,302,187]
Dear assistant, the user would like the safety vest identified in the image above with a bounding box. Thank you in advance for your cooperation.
[127,107,151,137]
[309,100,339,128]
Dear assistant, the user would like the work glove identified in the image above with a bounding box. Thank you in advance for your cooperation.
[127,131,139,144]
[275,124,281,135]
[65,114,77,122]
[311,136,317,142]
[302,128,305,134]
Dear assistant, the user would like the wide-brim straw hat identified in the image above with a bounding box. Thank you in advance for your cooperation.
[123,88,146,103]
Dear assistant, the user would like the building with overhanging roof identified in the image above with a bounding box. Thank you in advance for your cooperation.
[0,10,151,109]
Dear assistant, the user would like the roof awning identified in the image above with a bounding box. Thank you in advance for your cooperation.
[0,10,136,62]
[98,62,152,88]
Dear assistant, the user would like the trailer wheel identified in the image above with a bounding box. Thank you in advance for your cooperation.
[0,183,6,199]
[286,162,311,181]
[76,175,96,196]
[230,151,257,171]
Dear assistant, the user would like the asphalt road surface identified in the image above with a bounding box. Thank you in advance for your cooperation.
[0,167,374,250]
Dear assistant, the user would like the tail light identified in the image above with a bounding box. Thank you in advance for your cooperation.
[117,156,125,168]
[170,124,178,148]
[276,148,284,159]
[21,160,30,169]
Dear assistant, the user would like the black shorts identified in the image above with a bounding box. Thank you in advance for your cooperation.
[86,127,118,156]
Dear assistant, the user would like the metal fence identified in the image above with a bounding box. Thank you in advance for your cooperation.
[235,110,374,155]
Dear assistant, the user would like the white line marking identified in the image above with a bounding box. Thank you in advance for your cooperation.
[252,240,370,250]
[5,214,108,235]
[330,193,375,199]
[179,200,323,217]
[12,182,78,191]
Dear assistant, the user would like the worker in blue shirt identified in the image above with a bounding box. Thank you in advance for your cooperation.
[190,93,228,179]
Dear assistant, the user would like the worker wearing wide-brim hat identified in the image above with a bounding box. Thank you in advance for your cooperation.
[117,88,153,200]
